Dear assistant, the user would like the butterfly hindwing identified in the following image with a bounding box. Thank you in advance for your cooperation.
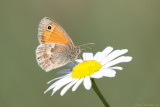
[36,43,71,72]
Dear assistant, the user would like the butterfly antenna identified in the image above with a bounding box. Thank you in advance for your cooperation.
[79,43,95,47]
[82,46,92,50]
[79,43,95,52]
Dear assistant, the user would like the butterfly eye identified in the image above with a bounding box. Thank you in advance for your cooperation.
[47,26,52,30]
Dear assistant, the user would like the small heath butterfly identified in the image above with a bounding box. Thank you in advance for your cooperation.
[36,17,81,72]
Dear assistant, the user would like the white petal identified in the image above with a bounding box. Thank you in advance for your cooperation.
[85,53,94,60]
[51,77,75,96]
[47,73,71,84]
[100,69,116,77]
[91,72,103,78]
[103,56,132,68]
[76,59,83,63]
[60,79,79,96]
[96,46,113,62]
[66,63,77,68]
[93,52,101,60]
[82,53,87,61]
[47,76,64,84]
[44,76,71,94]
[83,76,92,90]
[101,49,128,65]
[57,69,71,74]
[110,66,123,70]
[72,78,84,91]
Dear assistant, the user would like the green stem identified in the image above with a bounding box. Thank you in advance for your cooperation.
[91,78,110,107]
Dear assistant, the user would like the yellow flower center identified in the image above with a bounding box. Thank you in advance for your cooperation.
[72,60,102,78]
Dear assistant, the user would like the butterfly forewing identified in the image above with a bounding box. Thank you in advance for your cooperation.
[38,17,74,46]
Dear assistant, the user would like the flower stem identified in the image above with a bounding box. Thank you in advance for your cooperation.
[91,78,110,107]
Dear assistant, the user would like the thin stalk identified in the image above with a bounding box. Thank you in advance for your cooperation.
[91,78,110,107]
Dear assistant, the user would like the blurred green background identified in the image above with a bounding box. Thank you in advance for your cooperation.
[0,0,160,107]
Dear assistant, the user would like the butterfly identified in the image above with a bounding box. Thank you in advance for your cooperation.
[36,17,82,72]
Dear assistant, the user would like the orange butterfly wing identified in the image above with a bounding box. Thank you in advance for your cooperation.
[42,25,69,44]
[38,17,74,46]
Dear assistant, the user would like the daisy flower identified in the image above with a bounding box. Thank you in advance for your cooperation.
[44,46,132,96]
